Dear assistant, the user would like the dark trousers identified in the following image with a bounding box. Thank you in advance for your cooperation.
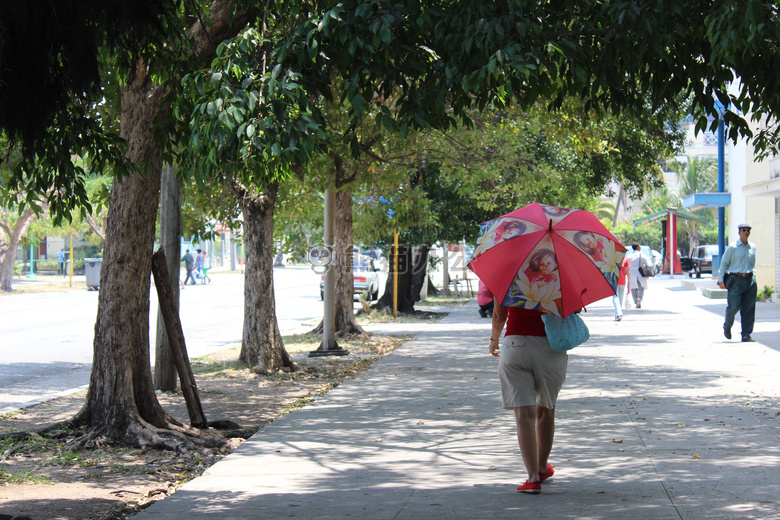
[479,300,494,318]
[724,276,757,337]
[184,267,197,285]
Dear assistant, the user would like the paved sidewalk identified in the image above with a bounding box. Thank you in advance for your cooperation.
[137,278,780,520]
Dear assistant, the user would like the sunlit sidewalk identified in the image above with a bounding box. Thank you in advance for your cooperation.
[135,278,780,519]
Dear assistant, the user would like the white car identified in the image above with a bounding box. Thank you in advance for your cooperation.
[320,254,380,301]
[640,245,662,274]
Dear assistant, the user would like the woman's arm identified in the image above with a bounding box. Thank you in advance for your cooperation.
[489,301,508,357]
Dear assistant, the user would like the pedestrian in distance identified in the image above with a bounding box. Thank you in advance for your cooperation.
[195,249,204,282]
[182,249,196,285]
[200,250,212,284]
[718,223,757,342]
[57,249,65,276]
[612,254,630,320]
[489,302,568,494]
[626,243,650,308]
[477,279,494,318]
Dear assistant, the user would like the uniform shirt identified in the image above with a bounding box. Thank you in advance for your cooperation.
[718,240,756,284]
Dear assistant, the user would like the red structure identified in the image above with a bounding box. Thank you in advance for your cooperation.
[633,207,708,277]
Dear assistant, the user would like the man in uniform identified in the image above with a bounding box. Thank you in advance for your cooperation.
[718,223,757,342]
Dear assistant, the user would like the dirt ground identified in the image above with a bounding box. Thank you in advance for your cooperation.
[0,327,428,520]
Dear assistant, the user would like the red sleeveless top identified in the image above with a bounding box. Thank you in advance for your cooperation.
[505,307,546,337]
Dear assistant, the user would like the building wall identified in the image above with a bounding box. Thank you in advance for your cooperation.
[732,121,778,295]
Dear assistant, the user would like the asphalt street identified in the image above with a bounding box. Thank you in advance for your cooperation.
[0,266,352,414]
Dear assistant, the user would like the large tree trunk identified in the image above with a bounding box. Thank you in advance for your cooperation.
[333,189,366,333]
[65,0,252,449]
[410,245,430,303]
[155,165,182,391]
[235,181,297,372]
[311,188,367,336]
[75,79,187,447]
[0,208,37,292]
[372,244,416,314]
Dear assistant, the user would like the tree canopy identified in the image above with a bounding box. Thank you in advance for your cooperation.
[7,0,780,219]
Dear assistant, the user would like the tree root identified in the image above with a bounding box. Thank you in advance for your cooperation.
[1,408,253,452]
[309,320,374,338]
[0,409,88,442]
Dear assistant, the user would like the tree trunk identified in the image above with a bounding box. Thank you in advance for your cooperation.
[151,248,208,429]
[410,245,430,303]
[426,276,440,297]
[372,244,416,314]
[66,0,253,449]
[0,208,36,292]
[334,189,365,332]
[74,79,189,447]
[311,188,367,336]
[155,164,182,391]
[235,181,297,372]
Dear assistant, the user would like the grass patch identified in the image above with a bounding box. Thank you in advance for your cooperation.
[44,450,101,468]
[190,355,248,378]
[191,333,408,375]
[416,294,472,307]
[1,433,58,453]
[0,468,53,485]
[1,280,89,296]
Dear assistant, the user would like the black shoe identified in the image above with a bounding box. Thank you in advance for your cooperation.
[742,336,755,342]
[724,326,732,340]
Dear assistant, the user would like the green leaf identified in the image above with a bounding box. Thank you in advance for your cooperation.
[352,94,365,114]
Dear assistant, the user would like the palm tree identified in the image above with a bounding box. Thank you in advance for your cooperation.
[676,156,718,255]
[678,156,717,196]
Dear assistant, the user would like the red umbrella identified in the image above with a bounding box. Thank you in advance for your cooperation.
[467,203,626,317]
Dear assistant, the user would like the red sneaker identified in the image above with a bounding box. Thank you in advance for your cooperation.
[517,480,541,494]
[539,464,554,483]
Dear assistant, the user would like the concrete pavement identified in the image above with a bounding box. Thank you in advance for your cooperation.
[136,277,780,520]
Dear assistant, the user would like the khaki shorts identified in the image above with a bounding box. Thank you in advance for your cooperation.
[499,335,568,410]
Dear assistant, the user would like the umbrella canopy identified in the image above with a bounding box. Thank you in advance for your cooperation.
[467,202,626,317]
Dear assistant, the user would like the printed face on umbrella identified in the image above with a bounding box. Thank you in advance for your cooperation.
[503,237,564,315]
[559,230,623,288]
[472,218,543,258]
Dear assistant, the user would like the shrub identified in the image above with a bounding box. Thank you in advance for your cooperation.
[757,286,775,302]
[612,223,662,251]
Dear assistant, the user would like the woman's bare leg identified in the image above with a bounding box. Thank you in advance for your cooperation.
[514,406,540,481]
[536,405,555,470]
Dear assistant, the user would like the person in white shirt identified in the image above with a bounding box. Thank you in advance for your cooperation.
[625,243,650,308]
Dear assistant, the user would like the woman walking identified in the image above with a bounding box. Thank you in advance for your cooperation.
[489,304,568,494]
[612,254,630,320]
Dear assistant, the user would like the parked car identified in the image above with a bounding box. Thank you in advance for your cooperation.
[320,254,380,301]
[680,251,695,273]
[688,244,719,278]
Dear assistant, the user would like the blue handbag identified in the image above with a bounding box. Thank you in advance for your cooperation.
[541,312,590,352]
